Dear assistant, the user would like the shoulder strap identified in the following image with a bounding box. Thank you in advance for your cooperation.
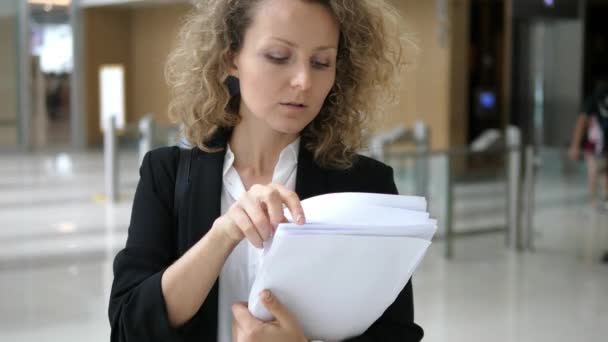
[173,147,193,218]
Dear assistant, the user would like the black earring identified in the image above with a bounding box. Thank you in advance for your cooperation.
[224,75,241,97]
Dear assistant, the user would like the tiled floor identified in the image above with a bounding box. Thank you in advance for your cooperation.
[1,149,607,341]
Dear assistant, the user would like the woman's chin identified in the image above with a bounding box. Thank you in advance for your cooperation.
[268,121,309,136]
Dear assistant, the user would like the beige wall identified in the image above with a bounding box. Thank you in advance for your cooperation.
[83,4,188,145]
[383,0,469,151]
[0,16,19,147]
[131,4,190,125]
[83,7,133,146]
[449,0,470,148]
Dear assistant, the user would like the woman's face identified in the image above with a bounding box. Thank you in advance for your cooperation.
[230,0,340,135]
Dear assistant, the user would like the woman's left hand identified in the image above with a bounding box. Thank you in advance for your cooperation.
[232,290,307,342]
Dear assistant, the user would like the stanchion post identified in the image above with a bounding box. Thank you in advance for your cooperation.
[139,114,154,165]
[104,116,119,203]
[506,127,522,250]
[445,152,454,259]
[522,146,537,251]
[413,121,430,198]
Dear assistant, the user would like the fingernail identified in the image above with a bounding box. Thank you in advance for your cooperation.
[261,290,272,302]
[296,214,304,224]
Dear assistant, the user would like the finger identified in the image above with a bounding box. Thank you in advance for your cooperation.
[229,205,263,248]
[259,187,286,228]
[232,302,261,332]
[269,184,305,225]
[232,316,240,341]
[259,290,297,328]
[241,194,273,241]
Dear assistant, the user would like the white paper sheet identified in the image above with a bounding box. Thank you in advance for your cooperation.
[246,193,437,341]
[284,193,428,224]
[276,222,437,240]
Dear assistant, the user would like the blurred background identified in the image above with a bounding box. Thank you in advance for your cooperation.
[1,0,608,341]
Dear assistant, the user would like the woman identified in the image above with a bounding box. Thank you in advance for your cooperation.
[108,0,423,341]
[569,80,608,208]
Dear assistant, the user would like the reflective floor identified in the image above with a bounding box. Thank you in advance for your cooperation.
[1,150,607,342]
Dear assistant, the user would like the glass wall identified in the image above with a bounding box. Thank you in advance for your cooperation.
[30,1,73,148]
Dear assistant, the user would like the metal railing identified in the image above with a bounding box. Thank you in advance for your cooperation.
[104,119,548,259]
[374,125,534,259]
[103,114,180,203]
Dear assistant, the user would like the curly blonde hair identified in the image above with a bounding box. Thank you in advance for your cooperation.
[166,0,406,169]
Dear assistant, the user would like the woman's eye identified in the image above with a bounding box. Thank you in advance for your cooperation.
[267,55,289,64]
[312,60,331,69]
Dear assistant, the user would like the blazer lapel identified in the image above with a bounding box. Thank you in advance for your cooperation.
[179,142,226,342]
[296,144,329,200]
[187,149,224,243]
[183,131,229,249]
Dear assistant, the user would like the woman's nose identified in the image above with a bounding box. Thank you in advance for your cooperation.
[290,65,312,91]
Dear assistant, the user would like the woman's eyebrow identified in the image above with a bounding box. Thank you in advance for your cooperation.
[269,37,337,51]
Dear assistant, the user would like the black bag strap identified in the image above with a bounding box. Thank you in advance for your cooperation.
[173,147,192,218]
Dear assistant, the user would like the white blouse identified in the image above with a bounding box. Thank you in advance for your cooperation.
[217,138,300,342]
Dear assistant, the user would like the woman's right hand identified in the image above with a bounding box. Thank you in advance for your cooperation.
[211,183,306,248]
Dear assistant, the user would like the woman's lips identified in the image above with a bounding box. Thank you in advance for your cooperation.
[280,103,308,111]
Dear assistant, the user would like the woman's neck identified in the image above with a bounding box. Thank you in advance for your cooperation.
[229,121,298,179]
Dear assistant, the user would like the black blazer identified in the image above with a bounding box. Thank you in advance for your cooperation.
[109,135,424,342]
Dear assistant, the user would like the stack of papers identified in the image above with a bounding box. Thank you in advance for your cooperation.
[247,192,437,341]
